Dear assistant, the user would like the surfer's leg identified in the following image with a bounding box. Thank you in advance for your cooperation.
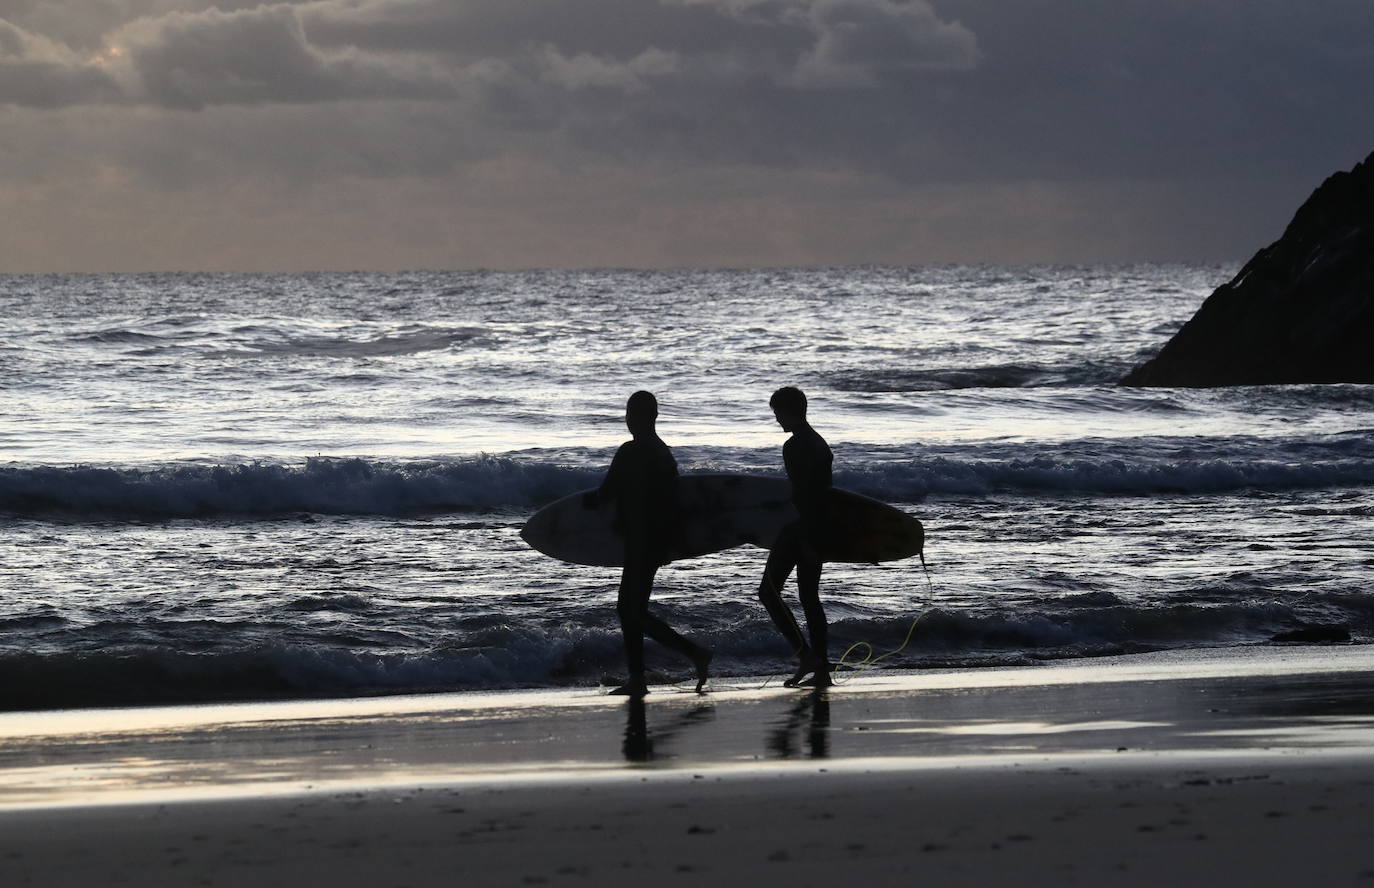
[759,546,806,655]
[637,540,712,692]
[611,558,653,696]
[796,559,832,688]
[759,534,817,686]
[641,613,713,693]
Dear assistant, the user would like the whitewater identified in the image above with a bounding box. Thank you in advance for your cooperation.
[2,266,1371,710]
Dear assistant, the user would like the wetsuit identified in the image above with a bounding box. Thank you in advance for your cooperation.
[598,436,680,566]
[783,426,834,552]
[595,435,702,688]
[759,423,833,675]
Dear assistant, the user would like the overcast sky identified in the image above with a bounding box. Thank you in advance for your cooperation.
[2,0,1371,272]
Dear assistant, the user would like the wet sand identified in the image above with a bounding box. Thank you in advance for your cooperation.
[4,646,1374,885]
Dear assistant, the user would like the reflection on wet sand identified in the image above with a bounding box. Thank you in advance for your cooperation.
[624,688,832,764]
[7,647,1374,807]
[767,690,830,759]
[622,697,715,763]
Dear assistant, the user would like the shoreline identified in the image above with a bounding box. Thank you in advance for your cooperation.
[5,644,1374,885]
[3,644,1374,808]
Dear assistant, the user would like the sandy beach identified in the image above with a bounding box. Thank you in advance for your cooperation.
[4,645,1374,886]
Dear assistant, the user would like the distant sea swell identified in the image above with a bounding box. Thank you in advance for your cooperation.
[3,433,1372,518]
[822,361,1127,391]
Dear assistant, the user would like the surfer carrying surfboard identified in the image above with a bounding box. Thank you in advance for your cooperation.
[583,391,712,696]
[759,386,835,688]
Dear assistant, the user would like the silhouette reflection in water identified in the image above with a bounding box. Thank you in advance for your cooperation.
[768,690,831,759]
[623,697,653,762]
[622,697,717,763]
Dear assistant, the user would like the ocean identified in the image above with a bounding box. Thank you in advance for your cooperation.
[2,266,1371,711]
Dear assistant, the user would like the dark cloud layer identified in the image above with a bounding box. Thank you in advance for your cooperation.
[0,0,1371,270]
[1,0,981,109]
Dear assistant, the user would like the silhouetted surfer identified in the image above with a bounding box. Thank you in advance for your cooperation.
[759,386,834,687]
[585,391,712,696]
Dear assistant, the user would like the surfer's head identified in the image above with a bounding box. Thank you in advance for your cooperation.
[625,390,658,436]
[770,386,807,431]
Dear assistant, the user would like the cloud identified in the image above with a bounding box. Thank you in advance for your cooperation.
[1,0,983,109]
[532,45,681,92]
[0,18,122,107]
[0,1,287,51]
[304,0,980,91]
[2,0,1372,271]
[105,4,462,109]
[791,0,980,87]
[2,3,466,110]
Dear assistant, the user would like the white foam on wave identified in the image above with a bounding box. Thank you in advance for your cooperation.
[4,586,1366,711]
[841,453,1374,498]
[0,457,599,517]
[2,434,1372,517]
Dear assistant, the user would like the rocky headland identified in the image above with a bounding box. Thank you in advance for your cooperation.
[1122,150,1374,387]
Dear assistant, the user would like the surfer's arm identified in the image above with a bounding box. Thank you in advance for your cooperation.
[782,440,822,509]
[585,442,632,509]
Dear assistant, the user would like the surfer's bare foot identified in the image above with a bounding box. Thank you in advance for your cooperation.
[609,681,649,697]
[692,649,713,693]
[783,651,815,687]
[786,652,832,688]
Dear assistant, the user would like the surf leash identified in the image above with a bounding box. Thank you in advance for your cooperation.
[667,556,936,692]
[831,556,935,682]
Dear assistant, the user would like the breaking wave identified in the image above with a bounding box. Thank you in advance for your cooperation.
[3,589,1366,711]
[2,433,1372,518]
[0,457,600,518]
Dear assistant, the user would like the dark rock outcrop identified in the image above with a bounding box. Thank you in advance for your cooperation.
[1122,151,1374,387]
